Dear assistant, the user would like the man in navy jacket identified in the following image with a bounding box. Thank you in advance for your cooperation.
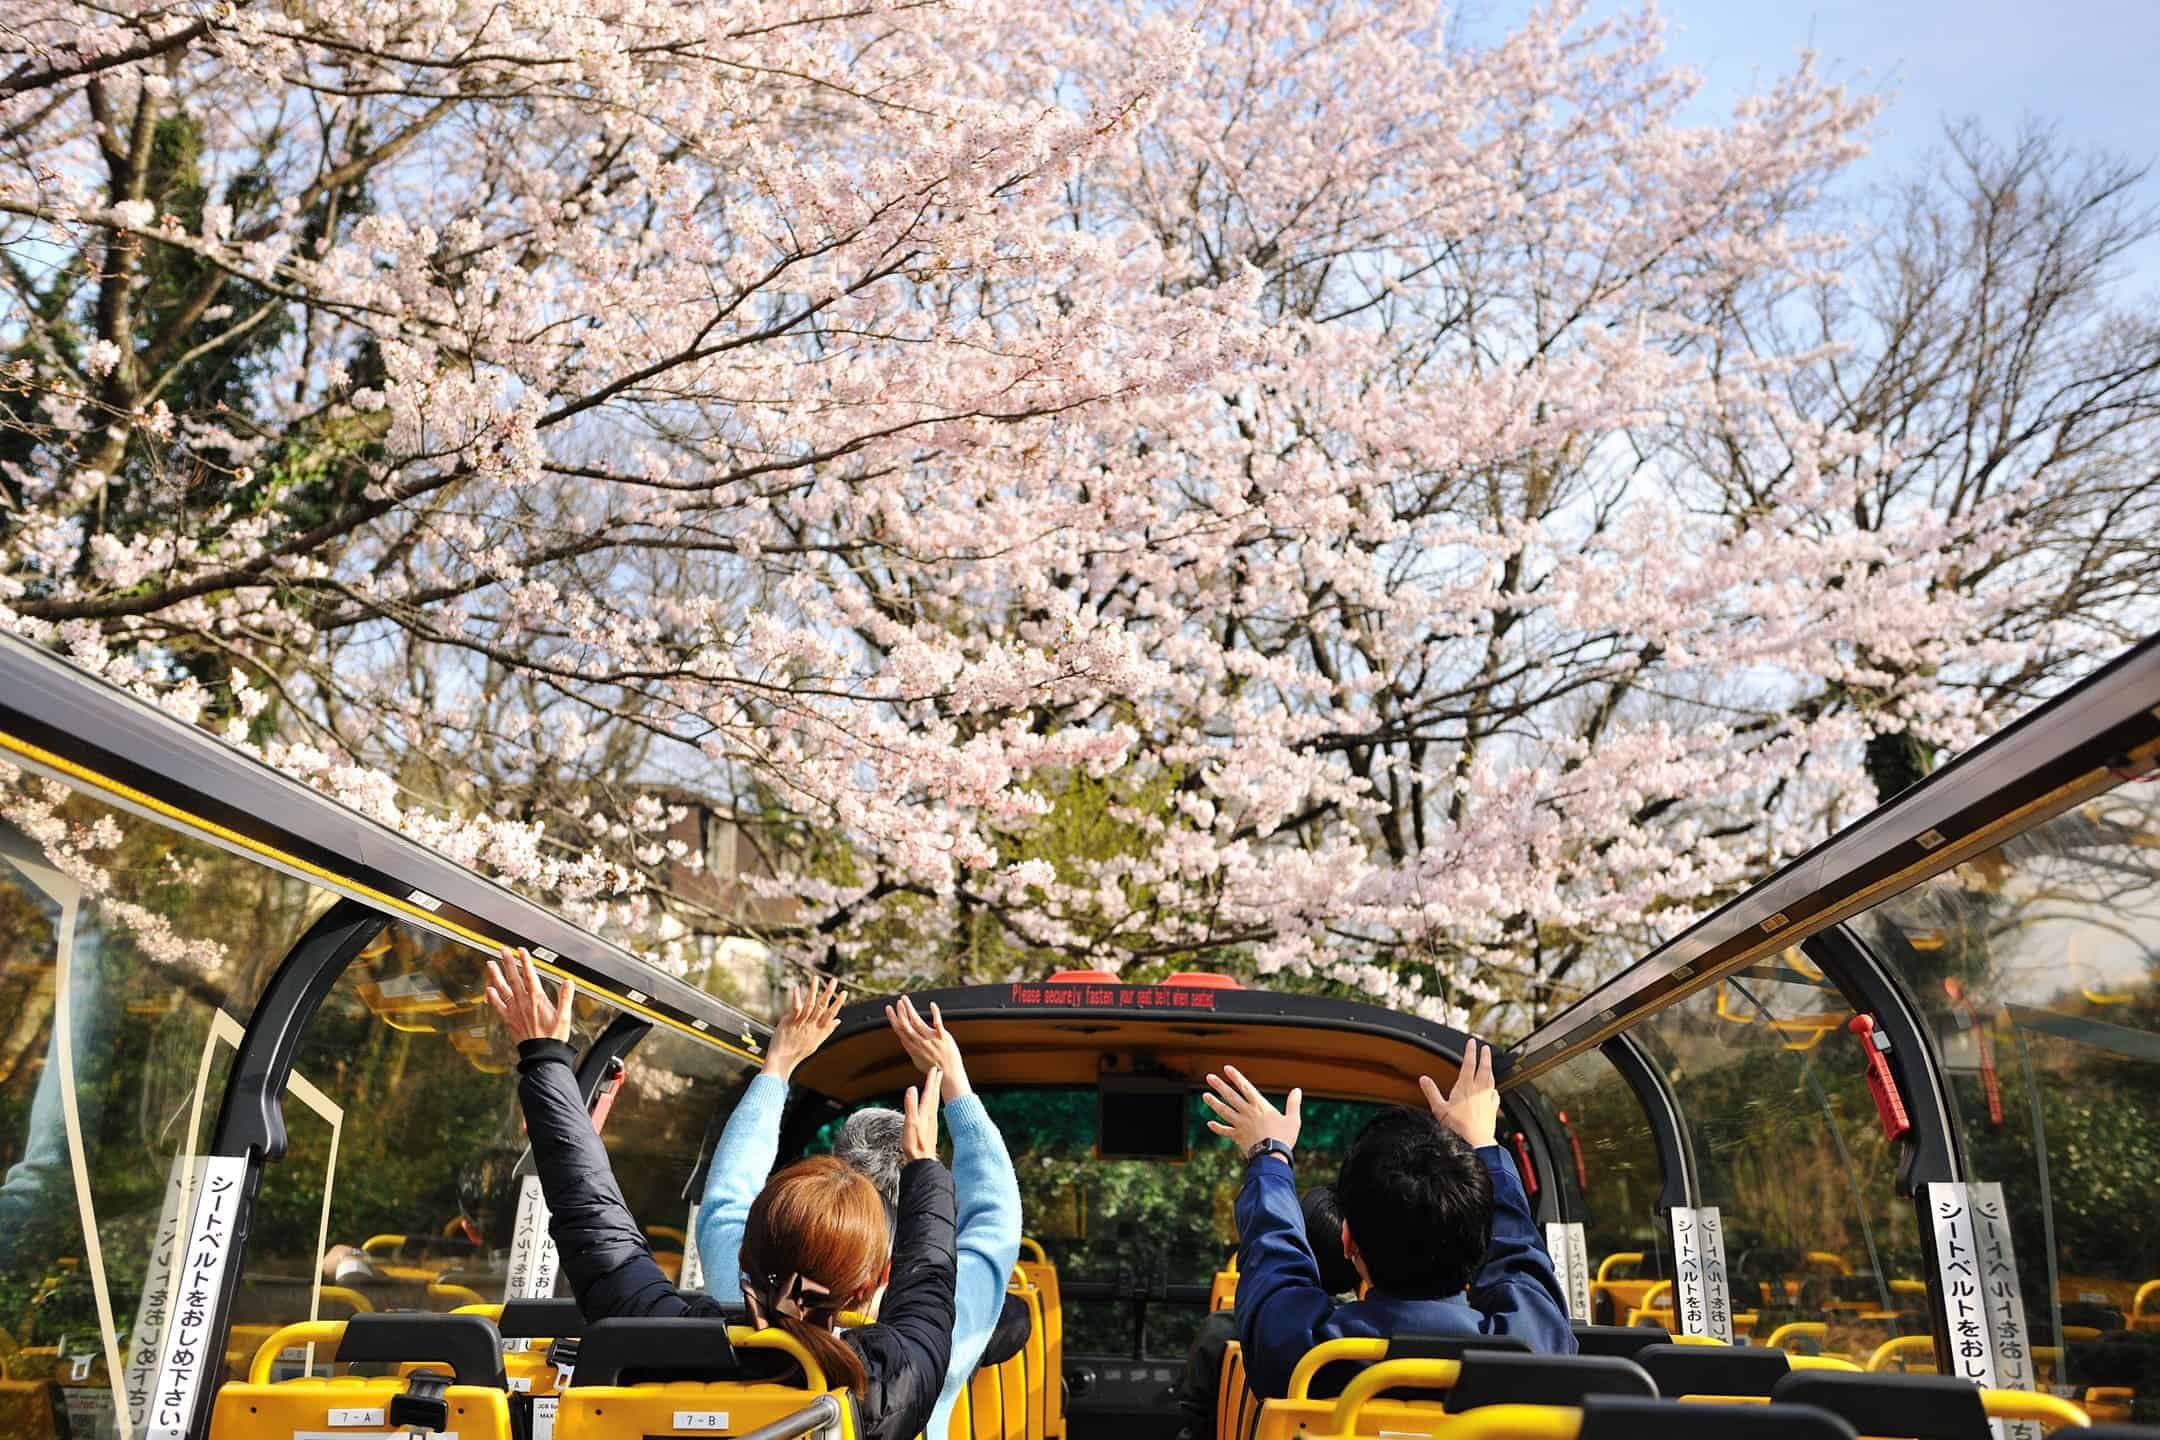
[1203,1038,1575,1398]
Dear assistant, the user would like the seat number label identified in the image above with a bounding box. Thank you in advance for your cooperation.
[327,1409,385,1426]
[672,1411,731,1430]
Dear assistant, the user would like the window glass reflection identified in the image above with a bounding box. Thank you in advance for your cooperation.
[1868,787,2160,1421]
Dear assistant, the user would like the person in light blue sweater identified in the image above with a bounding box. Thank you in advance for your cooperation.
[698,981,1022,1440]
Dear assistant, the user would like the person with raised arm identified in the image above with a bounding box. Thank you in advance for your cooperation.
[1204,1038,1574,1400]
[486,949,958,1440]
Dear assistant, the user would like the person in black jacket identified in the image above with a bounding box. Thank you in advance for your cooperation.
[487,947,958,1440]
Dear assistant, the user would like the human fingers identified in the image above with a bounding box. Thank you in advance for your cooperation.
[1204,1072,1244,1109]
[1286,1088,1303,1123]
[1200,1090,1234,1119]
[1477,1038,1495,1086]
[552,975,576,1034]
[1224,1065,1264,1105]
[1419,1074,1445,1112]
[1206,1119,1233,1136]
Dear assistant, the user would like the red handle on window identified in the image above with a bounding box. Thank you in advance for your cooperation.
[589,1059,626,1135]
[1557,1110,1589,1192]
[1849,1014,1911,1143]
[1511,1133,1540,1195]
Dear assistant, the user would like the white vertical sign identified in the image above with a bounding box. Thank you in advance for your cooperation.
[144,1154,247,1440]
[679,1204,706,1293]
[1669,1207,1731,1341]
[1544,1222,1593,1323]
[1697,1207,1733,1344]
[532,1396,559,1440]
[1970,1183,2042,1440]
[122,1158,191,1431]
[505,1175,561,1302]
[1928,1181,2039,1440]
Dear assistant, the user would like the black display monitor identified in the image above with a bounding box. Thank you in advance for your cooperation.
[1097,1074,1191,1161]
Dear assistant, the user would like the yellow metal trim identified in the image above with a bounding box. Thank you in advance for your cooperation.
[1326,1359,1462,1435]
[1982,1388,2092,1431]
[250,1321,346,1383]
[0,727,760,1064]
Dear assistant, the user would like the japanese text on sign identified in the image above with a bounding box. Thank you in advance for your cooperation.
[1971,1182,2041,1440]
[1928,1180,2045,1440]
[1669,1206,1731,1342]
[505,1174,561,1304]
[1544,1223,1593,1323]
[145,1155,246,1440]
[124,1158,191,1431]
[1007,983,1218,1011]
[680,1203,706,1293]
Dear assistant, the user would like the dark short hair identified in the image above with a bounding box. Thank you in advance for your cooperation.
[1335,1107,1492,1298]
[1300,1185,1360,1297]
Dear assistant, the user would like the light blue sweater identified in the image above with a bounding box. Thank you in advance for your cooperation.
[696,1074,1022,1440]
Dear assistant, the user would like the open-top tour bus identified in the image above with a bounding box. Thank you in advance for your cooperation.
[1,626,2156,1440]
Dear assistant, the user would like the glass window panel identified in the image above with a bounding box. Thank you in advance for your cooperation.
[0,770,336,1440]
[240,923,622,1349]
[1864,786,2160,1420]
[600,1027,757,1280]
[1531,1049,1667,1325]
[1634,950,1922,1353]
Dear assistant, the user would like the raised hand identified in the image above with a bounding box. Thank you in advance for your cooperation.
[763,974,847,1082]
[1420,1037,1499,1149]
[885,996,970,1101]
[902,1066,944,1161]
[485,946,577,1044]
[1202,1065,1302,1157]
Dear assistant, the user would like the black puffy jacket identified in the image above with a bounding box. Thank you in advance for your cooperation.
[515,1039,958,1440]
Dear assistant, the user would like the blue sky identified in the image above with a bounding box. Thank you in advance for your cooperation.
[1466,0,2160,283]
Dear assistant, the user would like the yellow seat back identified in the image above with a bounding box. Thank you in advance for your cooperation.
[1016,1244,1064,1440]
[209,1320,511,1440]
[1253,1348,1461,1440]
[1010,1269,1049,1440]
[554,1326,854,1440]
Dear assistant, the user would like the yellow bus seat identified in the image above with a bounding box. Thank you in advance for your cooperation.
[1212,1270,1240,1312]
[209,1314,511,1440]
[554,1319,855,1440]
[1253,1344,1652,1440]
[970,1357,1006,1440]
[1017,1242,1065,1440]
[1622,1280,1673,1330]
[1010,1268,1049,1440]
[1316,1394,1864,1438]
[1771,1369,2092,1436]
[1218,1341,1256,1440]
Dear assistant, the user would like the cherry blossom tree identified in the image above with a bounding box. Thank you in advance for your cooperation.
[1,1,2137,1025]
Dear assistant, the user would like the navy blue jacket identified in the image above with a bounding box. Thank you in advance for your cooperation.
[1233,1145,1575,1397]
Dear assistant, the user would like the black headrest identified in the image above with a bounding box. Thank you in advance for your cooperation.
[500,1299,587,1341]
[571,1318,743,1387]
[1570,1324,1671,1358]
[1635,1342,1790,1398]
[1770,1370,1992,1440]
[1578,1395,1857,1440]
[1443,1351,1654,1412]
[338,1314,506,1388]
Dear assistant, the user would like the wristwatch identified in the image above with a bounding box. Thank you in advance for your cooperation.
[1246,1138,1295,1168]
